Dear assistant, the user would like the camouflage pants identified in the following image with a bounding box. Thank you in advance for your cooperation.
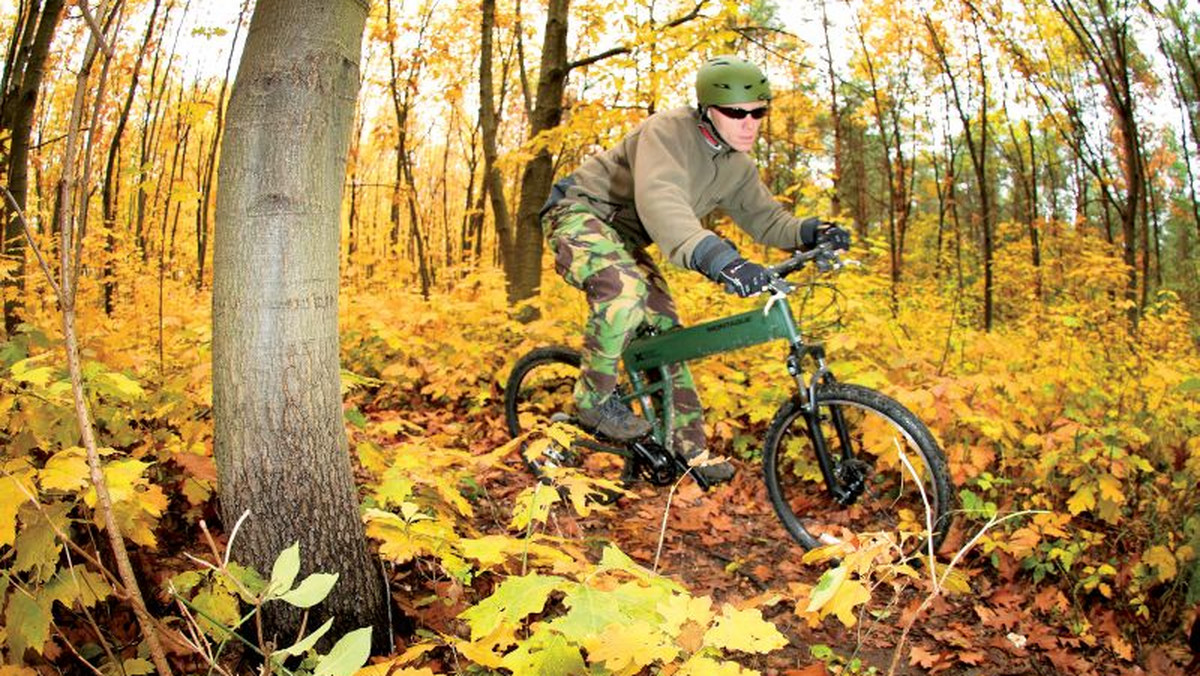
[543,204,706,457]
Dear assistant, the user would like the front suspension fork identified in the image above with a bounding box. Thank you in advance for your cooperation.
[788,346,860,506]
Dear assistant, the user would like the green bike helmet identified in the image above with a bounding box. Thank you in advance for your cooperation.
[695,55,772,106]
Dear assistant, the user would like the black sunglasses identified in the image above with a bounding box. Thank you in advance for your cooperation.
[711,104,769,120]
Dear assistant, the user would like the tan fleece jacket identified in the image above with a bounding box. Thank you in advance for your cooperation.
[554,105,806,268]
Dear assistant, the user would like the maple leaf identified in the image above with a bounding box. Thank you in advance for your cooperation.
[703,603,788,653]
[957,650,987,665]
[509,482,562,531]
[583,621,678,674]
[823,578,871,627]
[13,503,68,583]
[1108,634,1133,660]
[4,590,51,657]
[499,625,586,676]
[0,461,36,548]
[457,533,575,572]
[38,447,90,493]
[657,594,715,636]
[43,567,112,609]
[677,655,757,675]
[353,661,436,676]
[802,563,871,627]
[1140,544,1177,582]
[457,573,567,641]
[1066,485,1095,515]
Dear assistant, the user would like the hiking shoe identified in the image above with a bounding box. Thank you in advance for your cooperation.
[577,395,652,440]
[683,450,736,486]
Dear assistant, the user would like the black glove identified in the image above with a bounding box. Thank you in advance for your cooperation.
[800,217,851,251]
[691,235,773,298]
[718,259,773,297]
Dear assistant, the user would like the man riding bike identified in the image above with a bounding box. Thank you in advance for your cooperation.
[540,55,851,484]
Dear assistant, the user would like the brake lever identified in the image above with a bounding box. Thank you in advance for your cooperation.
[762,276,792,316]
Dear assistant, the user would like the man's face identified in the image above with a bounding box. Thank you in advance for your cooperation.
[707,102,769,152]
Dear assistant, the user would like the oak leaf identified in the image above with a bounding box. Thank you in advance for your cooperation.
[908,644,941,668]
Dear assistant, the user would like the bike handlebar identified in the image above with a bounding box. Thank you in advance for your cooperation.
[764,245,848,294]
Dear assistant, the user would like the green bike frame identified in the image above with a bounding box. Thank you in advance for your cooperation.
[619,296,828,450]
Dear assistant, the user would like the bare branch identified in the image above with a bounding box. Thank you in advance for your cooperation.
[1,186,62,301]
[567,1,706,71]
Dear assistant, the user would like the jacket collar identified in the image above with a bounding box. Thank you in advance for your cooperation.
[694,106,732,155]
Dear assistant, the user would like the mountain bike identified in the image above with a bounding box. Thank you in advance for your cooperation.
[503,245,954,552]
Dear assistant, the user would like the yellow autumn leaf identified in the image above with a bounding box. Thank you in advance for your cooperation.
[677,655,759,675]
[354,662,435,676]
[453,637,505,669]
[1097,473,1124,505]
[584,621,678,674]
[39,447,90,493]
[657,594,714,636]
[823,577,871,627]
[805,563,849,613]
[803,563,872,627]
[96,370,145,400]
[1,461,36,548]
[509,482,561,531]
[1067,485,1095,515]
[1141,545,1177,582]
[938,566,972,595]
[10,354,57,388]
[703,603,788,653]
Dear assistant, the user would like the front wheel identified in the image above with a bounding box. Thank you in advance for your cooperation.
[763,383,953,554]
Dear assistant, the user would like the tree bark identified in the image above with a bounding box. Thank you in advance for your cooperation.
[504,0,570,308]
[212,0,388,650]
[479,0,514,281]
[2,0,65,336]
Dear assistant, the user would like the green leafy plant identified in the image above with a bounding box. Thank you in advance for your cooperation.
[167,522,372,676]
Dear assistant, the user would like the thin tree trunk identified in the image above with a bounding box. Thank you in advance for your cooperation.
[2,0,65,336]
[137,0,187,260]
[479,0,514,278]
[195,0,247,289]
[56,3,172,671]
[102,0,161,315]
[820,0,843,219]
[925,12,994,329]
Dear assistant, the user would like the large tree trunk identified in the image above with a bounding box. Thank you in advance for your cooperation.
[212,0,388,650]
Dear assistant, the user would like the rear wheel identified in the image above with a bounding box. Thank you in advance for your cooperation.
[763,383,953,555]
[504,347,631,495]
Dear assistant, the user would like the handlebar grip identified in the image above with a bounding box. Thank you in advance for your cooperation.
[768,246,827,279]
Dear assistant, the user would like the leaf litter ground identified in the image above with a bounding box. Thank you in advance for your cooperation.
[364,405,1196,676]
